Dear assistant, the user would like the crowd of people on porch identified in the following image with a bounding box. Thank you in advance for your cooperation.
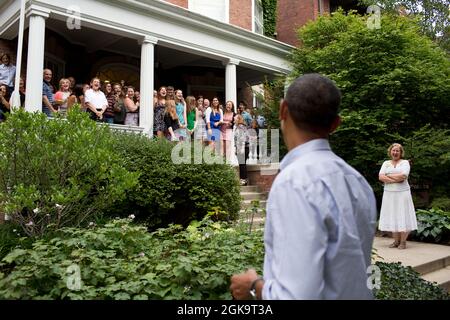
[0,63,267,185]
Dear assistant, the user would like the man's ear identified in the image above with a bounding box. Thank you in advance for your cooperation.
[279,99,288,121]
[329,115,341,134]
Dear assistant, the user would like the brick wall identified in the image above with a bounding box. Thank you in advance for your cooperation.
[276,0,330,46]
[230,0,252,31]
[165,0,188,8]
[247,164,279,193]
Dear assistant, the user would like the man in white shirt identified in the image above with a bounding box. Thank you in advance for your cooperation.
[230,74,377,300]
[0,54,16,93]
[84,77,108,121]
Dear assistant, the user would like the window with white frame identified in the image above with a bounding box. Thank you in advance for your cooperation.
[44,53,65,84]
[254,0,264,34]
[188,0,229,23]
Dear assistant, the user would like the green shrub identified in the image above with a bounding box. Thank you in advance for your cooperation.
[0,217,263,299]
[110,134,241,228]
[1,217,447,300]
[375,262,449,300]
[0,223,34,261]
[412,208,450,243]
[0,109,138,237]
[431,197,450,211]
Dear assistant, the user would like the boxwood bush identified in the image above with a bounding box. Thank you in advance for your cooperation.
[109,133,241,228]
[0,109,138,237]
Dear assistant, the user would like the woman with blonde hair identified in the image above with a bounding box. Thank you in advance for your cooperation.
[378,143,417,249]
[54,78,75,117]
[194,96,207,143]
[221,100,235,161]
[164,99,181,142]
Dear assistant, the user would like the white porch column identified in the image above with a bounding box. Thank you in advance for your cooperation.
[138,36,158,136]
[24,9,49,113]
[224,58,239,112]
[224,58,240,166]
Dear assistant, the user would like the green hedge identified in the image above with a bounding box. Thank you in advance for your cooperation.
[109,134,241,228]
[0,109,138,237]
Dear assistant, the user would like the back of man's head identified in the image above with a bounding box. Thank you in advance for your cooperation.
[285,73,341,132]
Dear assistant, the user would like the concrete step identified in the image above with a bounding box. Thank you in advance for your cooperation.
[421,266,450,293]
[241,199,267,209]
[242,216,265,224]
[373,237,450,293]
[240,192,267,201]
[240,207,265,214]
[240,185,261,193]
[239,210,265,223]
[414,255,450,276]
[372,237,450,276]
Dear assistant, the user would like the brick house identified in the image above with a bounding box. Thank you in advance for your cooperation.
[0,0,292,135]
[0,0,363,133]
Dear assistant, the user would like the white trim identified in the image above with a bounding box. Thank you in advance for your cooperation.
[251,0,255,33]
[253,0,264,35]
[26,6,50,19]
[225,0,230,24]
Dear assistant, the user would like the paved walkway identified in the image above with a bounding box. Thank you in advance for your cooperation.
[373,236,450,291]
[373,237,450,268]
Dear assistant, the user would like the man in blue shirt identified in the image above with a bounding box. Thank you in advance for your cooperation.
[42,69,56,117]
[230,74,377,300]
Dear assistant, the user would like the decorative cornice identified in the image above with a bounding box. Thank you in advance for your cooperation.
[26,6,50,19]
[224,58,240,66]
[139,35,158,45]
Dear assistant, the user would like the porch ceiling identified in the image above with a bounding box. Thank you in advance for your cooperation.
[0,0,292,75]
[47,18,275,85]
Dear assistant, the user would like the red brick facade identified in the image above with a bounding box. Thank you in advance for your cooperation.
[276,0,330,46]
[229,0,252,31]
[247,164,279,193]
[165,0,188,9]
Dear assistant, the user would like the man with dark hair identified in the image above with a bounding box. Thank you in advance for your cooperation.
[230,73,377,300]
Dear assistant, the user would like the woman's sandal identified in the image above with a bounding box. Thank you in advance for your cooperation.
[389,241,400,248]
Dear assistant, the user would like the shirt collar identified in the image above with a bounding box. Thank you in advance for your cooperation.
[280,138,331,171]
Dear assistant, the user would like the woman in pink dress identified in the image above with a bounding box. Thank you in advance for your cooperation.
[220,101,235,162]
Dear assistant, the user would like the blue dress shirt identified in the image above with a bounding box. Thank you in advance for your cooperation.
[262,139,377,299]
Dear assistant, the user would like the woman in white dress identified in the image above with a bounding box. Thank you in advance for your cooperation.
[378,143,417,249]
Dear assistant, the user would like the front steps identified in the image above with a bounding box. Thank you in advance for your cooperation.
[240,185,267,229]
[373,237,450,293]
